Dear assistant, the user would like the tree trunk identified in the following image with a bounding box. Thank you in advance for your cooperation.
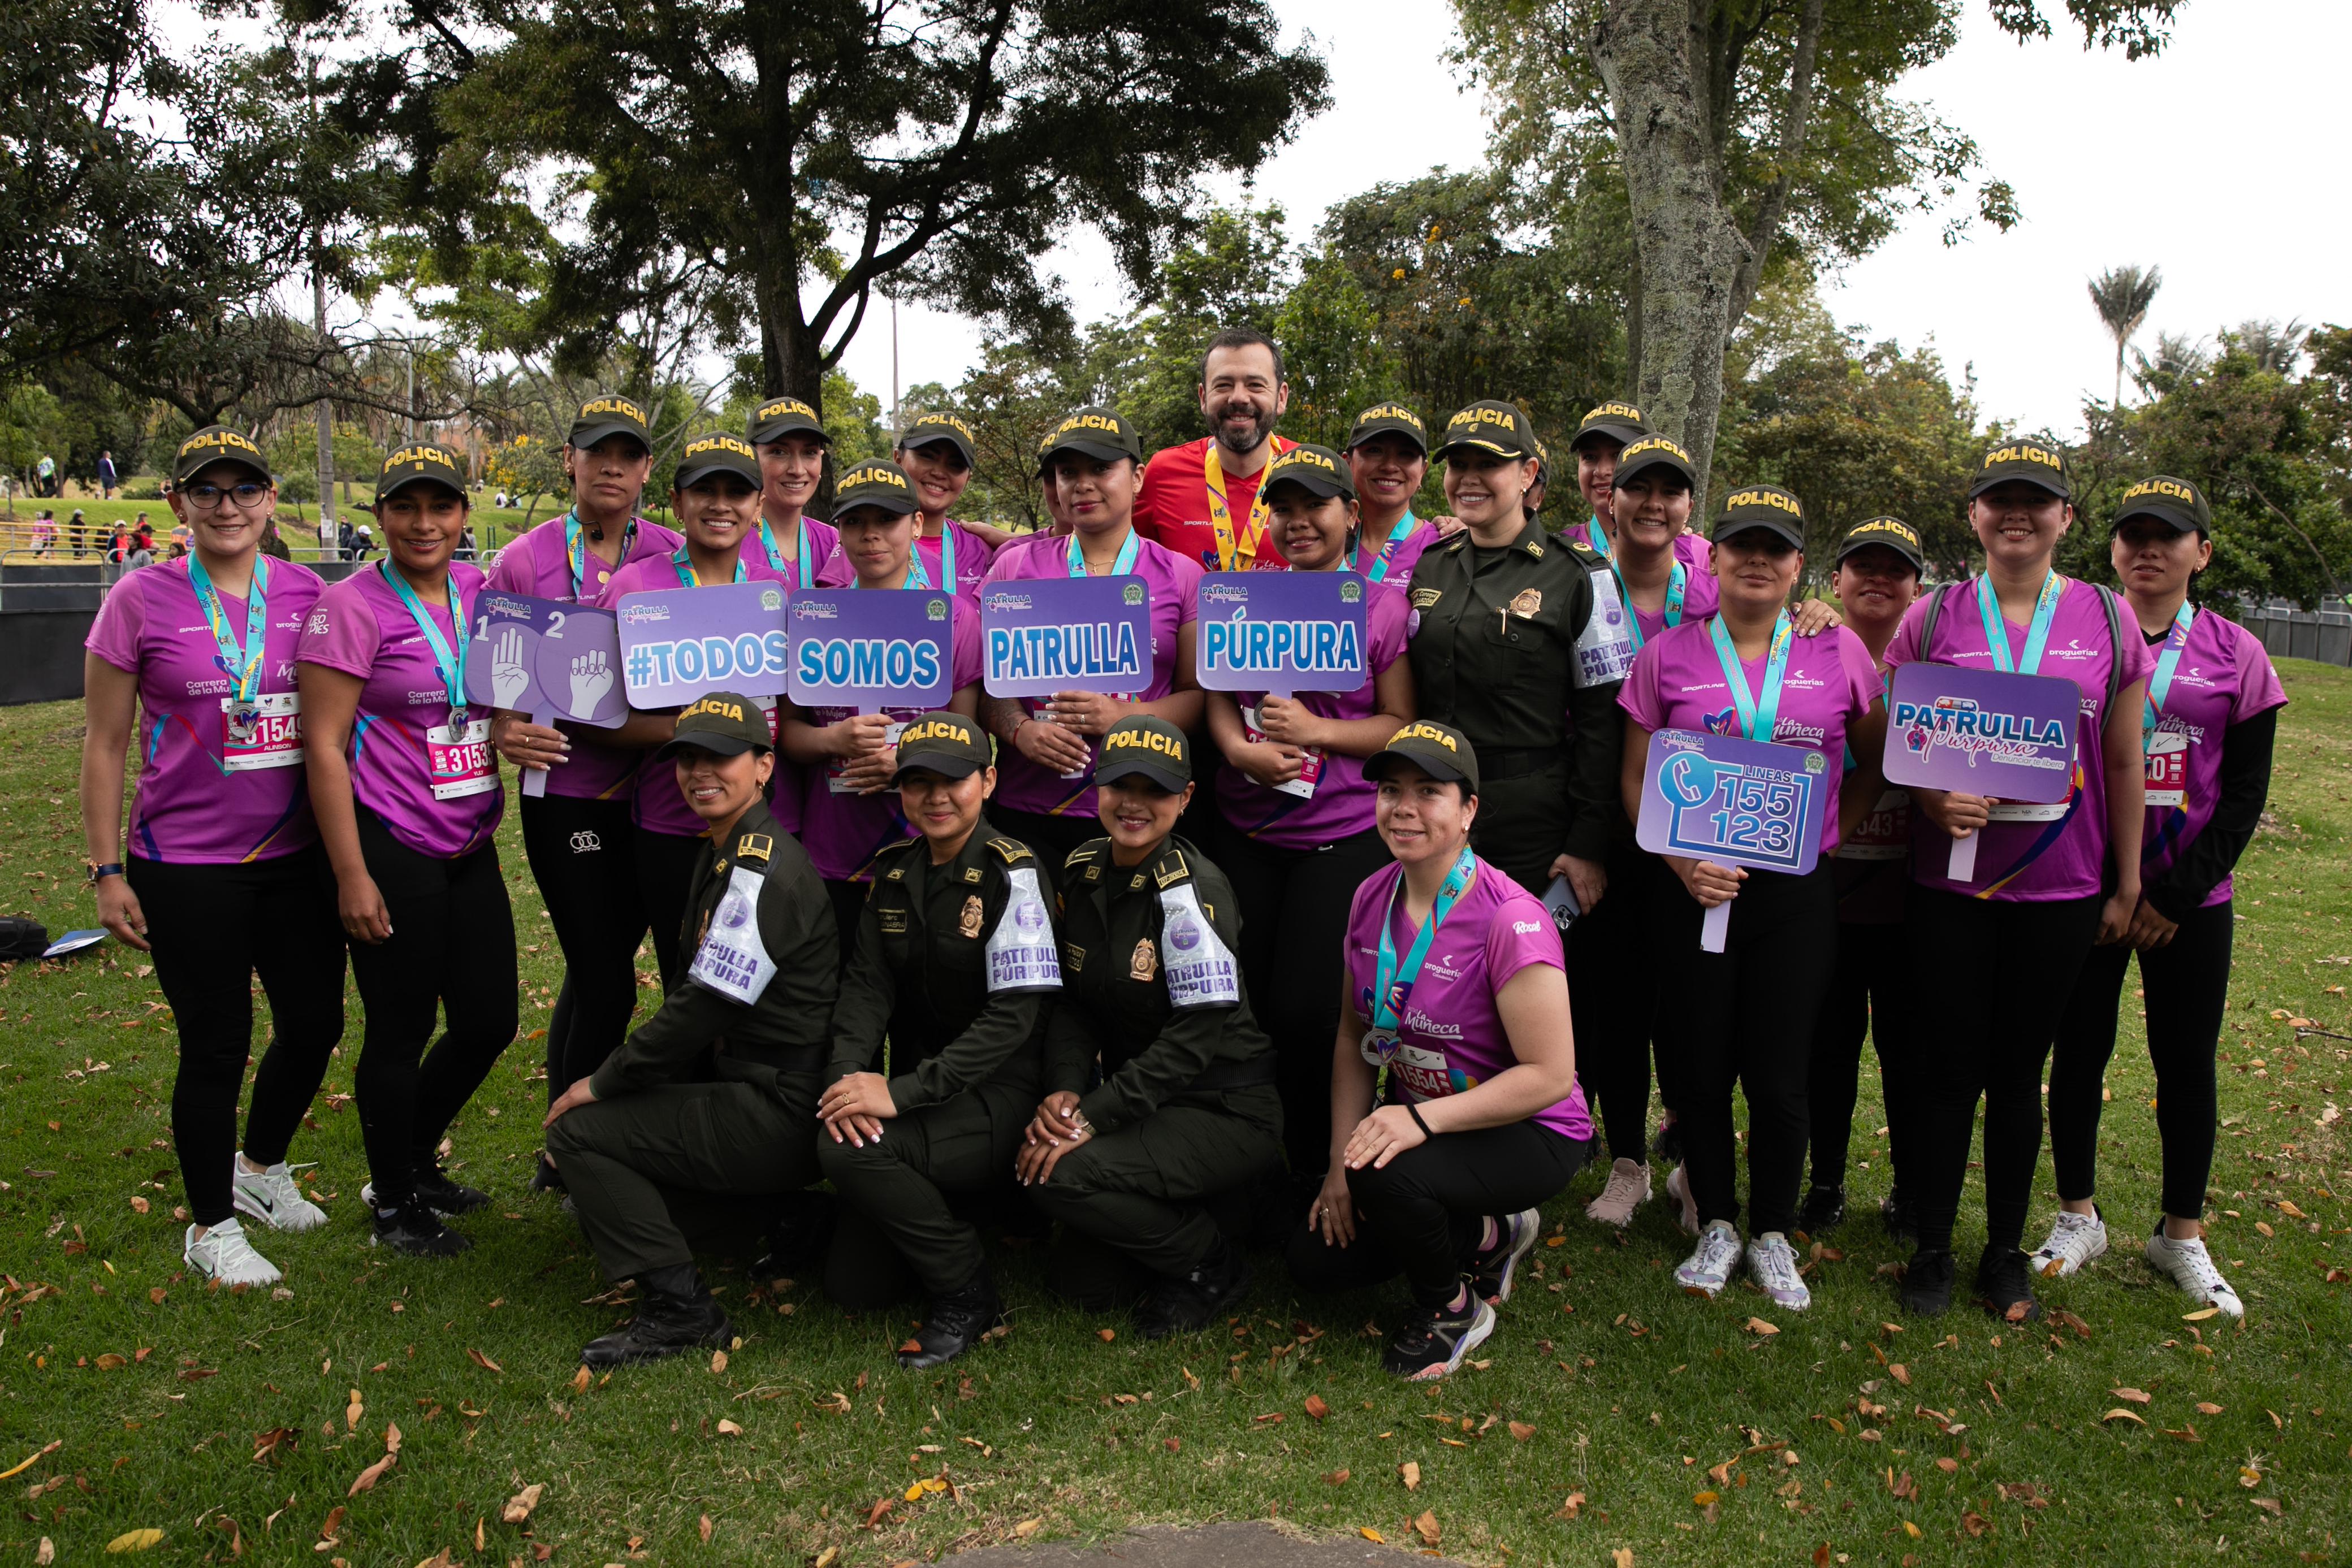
[1591,0,1749,501]
[313,250,338,545]
[1624,246,1644,402]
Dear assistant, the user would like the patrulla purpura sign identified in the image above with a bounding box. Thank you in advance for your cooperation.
[615,582,790,708]
[979,575,1153,699]
[1880,661,2078,881]
[464,591,626,798]
[785,588,956,713]
[1191,571,1368,698]
[1634,727,1829,953]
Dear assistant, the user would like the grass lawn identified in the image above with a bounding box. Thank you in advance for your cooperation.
[1,663,2347,1567]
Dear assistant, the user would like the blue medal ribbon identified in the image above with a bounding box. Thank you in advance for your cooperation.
[1584,516,1613,561]
[378,561,470,720]
[671,545,746,588]
[2143,600,2197,738]
[1369,846,1477,1047]
[1066,527,1141,578]
[1357,512,1420,582]
[759,516,820,588]
[1707,610,1793,741]
[1610,559,1687,653]
[1975,570,2064,675]
[187,554,270,704]
[563,511,635,601]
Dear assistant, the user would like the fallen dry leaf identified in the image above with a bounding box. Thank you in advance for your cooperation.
[347,1453,396,1496]
[1902,1521,1923,1539]
[2111,1388,2152,1405]
[1612,1548,1634,1568]
[812,1550,841,1568]
[711,1348,729,1374]
[466,1348,502,1374]
[500,1485,544,1525]
[1011,1519,1040,1539]
[1962,1510,1990,1537]
[1744,1316,1780,1336]
[715,1419,743,1437]
[1888,1363,1910,1387]
[346,1391,364,1431]
[2277,1200,2307,1219]
[1935,1457,1958,1474]
[1693,1491,1720,1506]
[2100,1409,2147,1426]
[1399,1460,1421,1491]
[1558,1492,1586,1521]
[1322,1468,1349,1484]
[252,1427,297,1465]
[103,1530,163,1554]
[2196,1402,2224,1415]
[1413,1510,1441,1546]
[1509,1420,1536,1441]
[698,1514,713,1544]
[95,1353,127,1370]
[570,1366,591,1394]
[2250,1497,2282,1517]
[1303,1394,1330,1420]
[1096,1328,1116,1342]
[318,1505,347,1544]
[2182,1307,2220,1323]
[129,1196,149,1215]
[1360,1527,1386,1544]
[36,1540,53,1567]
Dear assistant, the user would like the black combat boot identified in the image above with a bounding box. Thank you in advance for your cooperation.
[1134,1238,1252,1341]
[897,1267,1004,1370]
[581,1264,734,1367]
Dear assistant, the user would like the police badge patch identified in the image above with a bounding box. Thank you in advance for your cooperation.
[958,894,984,939]
[1508,588,1543,618]
[1130,937,1159,982]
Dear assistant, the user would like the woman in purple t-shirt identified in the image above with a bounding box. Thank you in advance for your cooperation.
[1287,721,1588,1382]
[79,425,347,1289]
[1342,403,1439,587]
[1616,486,1885,1313]
[1882,443,2152,1322]
[894,413,1004,600]
[2034,477,2284,1318]
[743,396,844,585]
[299,446,518,1260]
[1204,443,1414,1184]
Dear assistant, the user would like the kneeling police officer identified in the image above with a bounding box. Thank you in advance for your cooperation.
[816,712,1063,1368]
[1017,716,1284,1338]
[543,692,838,1366]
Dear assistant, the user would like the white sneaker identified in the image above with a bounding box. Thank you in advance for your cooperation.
[183,1219,283,1288]
[1675,1220,1741,1298]
[1664,1162,1701,1236]
[232,1158,327,1233]
[2145,1223,2243,1319]
[1584,1158,1651,1228]
[2028,1208,2108,1278]
[1746,1232,1811,1311]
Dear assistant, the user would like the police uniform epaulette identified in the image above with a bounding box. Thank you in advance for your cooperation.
[734,831,774,865]
[1062,841,1102,869]
[1565,536,1606,568]
[878,834,919,857]
[985,837,1034,865]
[1152,846,1190,890]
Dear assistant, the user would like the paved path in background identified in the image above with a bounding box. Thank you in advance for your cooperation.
[946,1522,1469,1567]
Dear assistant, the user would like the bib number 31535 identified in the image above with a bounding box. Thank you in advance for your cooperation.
[426,717,498,800]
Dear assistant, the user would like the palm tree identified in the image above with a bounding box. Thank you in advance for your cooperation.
[2236,317,2307,376]
[2088,264,2163,407]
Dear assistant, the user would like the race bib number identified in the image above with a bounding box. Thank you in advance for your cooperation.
[827,718,906,794]
[1156,882,1240,1008]
[1243,704,1322,800]
[1836,787,1911,862]
[2144,730,2188,808]
[689,865,778,1004]
[220,691,302,773]
[1389,1042,1455,1103]
[1572,567,1636,688]
[984,867,1062,992]
[425,716,498,800]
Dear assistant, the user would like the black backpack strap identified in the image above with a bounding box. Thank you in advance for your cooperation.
[2095,582,2124,712]
[1918,579,1957,655]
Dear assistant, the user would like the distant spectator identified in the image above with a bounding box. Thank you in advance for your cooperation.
[106,525,129,565]
[456,522,478,561]
[170,519,193,555]
[69,508,89,556]
[353,523,376,559]
[31,510,57,556]
[336,517,356,558]
[125,537,154,570]
[97,449,119,499]
[36,453,57,497]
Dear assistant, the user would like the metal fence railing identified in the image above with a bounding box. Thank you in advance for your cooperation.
[2237,597,2352,669]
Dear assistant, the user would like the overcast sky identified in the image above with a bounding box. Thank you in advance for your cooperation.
[835,0,2352,441]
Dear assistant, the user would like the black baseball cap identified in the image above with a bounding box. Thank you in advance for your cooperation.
[654,692,772,760]
[1610,435,1696,492]
[1364,720,1481,795]
[1343,402,1428,455]
[830,458,919,518]
[897,412,976,467]
[1969,439,2071,501]
[1713,484,1806,551]
[172,426,269,486]
[377,442,469,501]
[1836,516,1925,573]
[1571,401,1648,454]
[673,434,760,492]
[1095,716,1191,792]
[891,712,991,782]
[1435,400,1539,461]
[749,396,827,447]
[1261,443,1355,502]
[569,395,652,453]
[2113,474,2210,535]
[1039,406,1143,467]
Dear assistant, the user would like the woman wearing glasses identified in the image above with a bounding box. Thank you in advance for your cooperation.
[79,427,347,1288]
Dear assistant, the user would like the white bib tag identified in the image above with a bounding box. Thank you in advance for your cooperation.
[985,867,1063,993]
[1156,881,1240,1008]
[688,864,779,1005]
[1573,566,1637,688]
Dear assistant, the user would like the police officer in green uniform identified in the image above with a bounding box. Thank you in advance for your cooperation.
[1017,716,1283,1338]
[815,712,1062,1369]
[542,692,839,1367]
[1405,400,1632,911]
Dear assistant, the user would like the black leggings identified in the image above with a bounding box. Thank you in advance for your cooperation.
[1567,845,1672,1164]
[1649,861,1838,1237]
[129,847,347,1227]
[2049,900,2232,1220]
[520,793,647,1101]
[346,811,520,1207]
[1287,1120,1589,1309]
[635,829,706,985]
[1907,886,2102,1255]
[988,807,1100,877]
[1209,819,1392,1175]
[1805,920,1919,1194]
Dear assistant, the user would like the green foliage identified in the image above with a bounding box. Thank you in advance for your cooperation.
[821,370,887,466]
[1273,253,1400,451]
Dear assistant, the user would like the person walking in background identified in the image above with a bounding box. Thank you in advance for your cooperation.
[70,508,89,556]
[98,449,119,499]
[31,510,56,556]
[1132,328,1297,571]
[37,453,57,498]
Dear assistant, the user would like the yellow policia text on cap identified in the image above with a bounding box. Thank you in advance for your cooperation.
[1104,727,1184,760]
[755,397,816,425]
[580,397,647,423]
[684,434,755,461]
[1584,401,1644,423]
[385,444,458,471]
[1358,403,1424,431]
[1848,517,1919,547]
[1618,436,1691,465]
[181,429,263,462]
[2121,477,2197,506]
[1271,447,1339,476]
[1982,443,2062,473]
[839,461,910,491]
[899,716,974,746]
[1054,412,1125,439]
[1723,486,1802,517]
[680,695,749,725]
[910,413,976,441]
[1447,406,1519,436]
[1387,721,1461,754]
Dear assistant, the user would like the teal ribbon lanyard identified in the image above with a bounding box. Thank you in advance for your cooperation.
[1610,558,1687,653]
[1584,516,1613,561]
[1360,512,1419,583]
[187,553,269,704]
[759,517,820,588]
[1066,527,1141,578]
[379,561,470,720]
[564,512,635,600]
[1975,570,2063,675]
[905,533,933,590]
[934,521,955,589]
[1370,846,1476,1042]
[2143,600,2197,738]
[1708,610,1793,740]
[672,545,747,588]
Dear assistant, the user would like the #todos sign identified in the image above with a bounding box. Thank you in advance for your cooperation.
[1879,661,2079,881]
[615,583,790,708]
[464,591,628,798]
[1634,728,1829,952]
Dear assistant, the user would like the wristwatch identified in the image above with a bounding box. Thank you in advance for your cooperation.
[88,862,126,884]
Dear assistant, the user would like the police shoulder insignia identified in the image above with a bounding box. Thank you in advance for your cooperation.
[885,866,907,881]
[880,834,918,856]
[1411,587,1443,609]
[1508,588,1544,618]
[1065,943,1086,972]
[1152,848,1190,889]
[1524,538,1545,558]
[1129,937,1160,982]
[958,894,985,939]
[1063,842,1100,870]
[735,832,773,864]
[963,867,983,883]
[985,836,1034,865]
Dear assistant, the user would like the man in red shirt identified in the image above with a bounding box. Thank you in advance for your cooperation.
[1132,327,1297,570]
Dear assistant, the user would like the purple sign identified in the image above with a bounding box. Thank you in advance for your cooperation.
[1635,728,1830,952]
[1192,571,1369,697]
[1880,662,2079,883]
[980,575,1153,699]
[786,588,955,712]
[616,582,790,708]
[466,591,626,798]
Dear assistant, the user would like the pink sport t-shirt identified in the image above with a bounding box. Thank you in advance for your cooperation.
[2138,607,2286,906]
[486,513,681,801]
[86,556,325,863]
[918,520,996,601]
[1618,554,1720,650]
[1355,516,1439,587]
[1344,856,1592,1142]
[979,530,1203,820]
[1883,575,2155,902]
[297,562,503,859]
[1618,621,1882,854]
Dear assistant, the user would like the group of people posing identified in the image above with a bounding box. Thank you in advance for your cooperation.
[77,328,2283,1380]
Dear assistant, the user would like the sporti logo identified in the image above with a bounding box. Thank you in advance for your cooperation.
[1725,487,1801,517]
[681,696,748,724]
[1849,518,1919,547]
[1583,401,1644,424]
[755,397,817,425]
[1104,727,1183,760]
[2122,478,2195,505]
[1984,443,2062,472]
[1619,436,1690,465]
[580,397,646,423]
[841,463,909,490]
[684,434,754,460]
[180,430,262,461]
[1389,722,1460,753]
[900,717,972,746]
[385,444,455,471]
